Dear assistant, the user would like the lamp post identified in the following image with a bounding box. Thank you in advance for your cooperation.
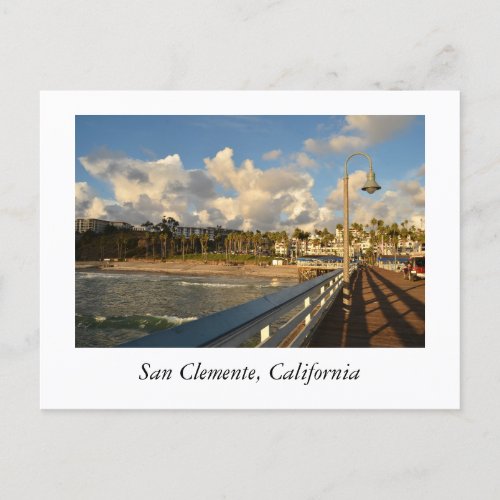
[343,152,381,312]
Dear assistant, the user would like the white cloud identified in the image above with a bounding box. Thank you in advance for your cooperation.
[396,180,425,207]
[75,181,114,219]
[77,150,217,225]
[305,115,414,154]
[204,148,319,231]
[262,149,282,161]
[325,170,424,227]
[290,151,317,168]
[77,147,321,232]
[342,115,413,143]
[76,145,424,234]
[328,135,367,153]
[303,138,330,155]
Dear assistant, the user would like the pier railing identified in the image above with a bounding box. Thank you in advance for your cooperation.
[120,266,356,348]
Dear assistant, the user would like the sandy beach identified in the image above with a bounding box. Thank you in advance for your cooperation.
[75,260,299,279]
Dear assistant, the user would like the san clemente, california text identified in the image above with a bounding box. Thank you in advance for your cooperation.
[138,362,360,386]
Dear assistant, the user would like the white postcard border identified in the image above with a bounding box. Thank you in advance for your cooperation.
[40,91,460,409]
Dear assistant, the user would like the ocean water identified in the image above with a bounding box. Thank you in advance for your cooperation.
[76,271,298,347]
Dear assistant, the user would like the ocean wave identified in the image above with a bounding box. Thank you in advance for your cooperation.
[77,272,130,279]
[76,272,289,289]
[76,272,173,282]
[75,313,197,331]
[177,281,246,288]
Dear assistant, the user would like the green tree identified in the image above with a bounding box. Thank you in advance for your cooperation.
[151,233,157,261]
[99,235,105,261]
[143,231,151,259]
[292,228,303,257]
[180,235,187,261]
[302,231,311,255]
[200,233,209,262]
[159,233,167,260]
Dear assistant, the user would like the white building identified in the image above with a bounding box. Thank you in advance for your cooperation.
[75,218,110,234]
[75,218,133,233]
[274,240,290,257]
[175,226,215,241]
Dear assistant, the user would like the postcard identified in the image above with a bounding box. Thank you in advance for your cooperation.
[40,91,459,408]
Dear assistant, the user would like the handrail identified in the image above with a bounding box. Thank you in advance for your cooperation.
[120,266,355,348]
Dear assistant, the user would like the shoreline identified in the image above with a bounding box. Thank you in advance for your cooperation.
[75,260,299,280]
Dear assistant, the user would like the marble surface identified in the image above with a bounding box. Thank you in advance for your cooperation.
[1,0,500,498]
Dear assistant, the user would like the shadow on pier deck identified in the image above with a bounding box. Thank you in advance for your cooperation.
[307,267,425,347]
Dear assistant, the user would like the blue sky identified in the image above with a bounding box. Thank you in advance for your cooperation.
[75,115,424,231]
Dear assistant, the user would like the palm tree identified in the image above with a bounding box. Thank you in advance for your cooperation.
[214,226,223,253]
[193,233,201,254]
[122,235,129,260]
[407,225,416,254]
[244,231,253,254]
[141,220,154,232]
[150,233,157,261]
[252,232,259,257]
[253,232,263,261]
[369,229,377,259]
[180,235,186,261]
[224,234,230,262]
[115,233,123,259]
[143,232,151,259]
[99,236,105,261]
[292,228,303,257]
[376,220,385,255]
[159,233,167,260]
[302,231,311,255]
[200,233,209,262]
[237,232,244,254]
[170,235,176,257]
[399,222,409,254]
[387,223,400,256]
[189,233,196,254]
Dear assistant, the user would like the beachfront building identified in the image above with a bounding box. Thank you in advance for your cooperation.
[305,238,353,257]
[274,240,291,257]
[174,226,242,242]
[306,236,321,255]
[75,218,133,233]
[75,218,110,234]
[174,226,215,241]
[285,233,360,258]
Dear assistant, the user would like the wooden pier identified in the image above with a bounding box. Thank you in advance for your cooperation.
[307,266,425,347]
[298,264,342,282]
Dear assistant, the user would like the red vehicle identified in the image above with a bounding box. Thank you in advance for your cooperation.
[405,256,425,281]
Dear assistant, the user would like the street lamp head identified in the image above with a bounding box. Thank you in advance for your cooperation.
[362,169,381,194]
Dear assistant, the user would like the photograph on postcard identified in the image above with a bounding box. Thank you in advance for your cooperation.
[75,115,425,348]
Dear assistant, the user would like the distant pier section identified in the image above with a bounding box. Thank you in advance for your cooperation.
[296,256,343,282]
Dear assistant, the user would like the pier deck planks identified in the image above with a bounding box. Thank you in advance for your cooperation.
[308,267,425,348]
